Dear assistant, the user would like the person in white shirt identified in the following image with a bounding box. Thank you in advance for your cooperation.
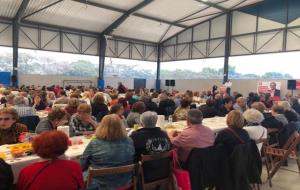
[243,108,267,153]
[224,79,232,96]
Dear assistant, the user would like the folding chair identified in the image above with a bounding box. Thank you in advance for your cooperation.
[264,131,300,187]
[140,151,175,190]
[86,163,140,190]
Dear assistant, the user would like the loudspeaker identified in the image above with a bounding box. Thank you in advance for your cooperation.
[288,80,296,90]
[170,80,175,86]
[165,80,170,86]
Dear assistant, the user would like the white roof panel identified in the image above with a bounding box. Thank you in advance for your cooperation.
[219,0,246,9]
[88,0,143,10]
[233,0,264,9]
[136,0,211,22]
[180,14,221,26]
[160,26,185,42]
[178,7,222,26]
[112,16,170,42]
[23,0,58,18]
[0,0,22,18]
[24,0,122,33]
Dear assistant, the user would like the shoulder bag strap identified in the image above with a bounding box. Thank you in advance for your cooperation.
[24,160,53,190]
[226,127,245,144]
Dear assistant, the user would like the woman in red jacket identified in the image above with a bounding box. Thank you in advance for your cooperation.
[17,131,84,190]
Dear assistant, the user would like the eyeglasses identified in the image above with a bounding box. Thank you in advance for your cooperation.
[0,118,12,121]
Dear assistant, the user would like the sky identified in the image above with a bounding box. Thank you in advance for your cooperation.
[1,46,300,78]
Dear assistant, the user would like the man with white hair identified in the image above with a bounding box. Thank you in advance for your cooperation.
[243,108,267,152]
[130,111,171,182]
[130,111,171,159]
[168,109,215,163]
[13,96,35,117]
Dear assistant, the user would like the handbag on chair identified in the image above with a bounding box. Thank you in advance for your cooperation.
[172,149,191,190]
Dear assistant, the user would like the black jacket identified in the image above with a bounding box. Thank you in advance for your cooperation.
[199,105,223,118]
[230,140,262,190]
[0,158,13,190]
[130,127,172,183]
[186,145,232,190]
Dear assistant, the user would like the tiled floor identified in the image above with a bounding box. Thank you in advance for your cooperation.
[261,160,300,190]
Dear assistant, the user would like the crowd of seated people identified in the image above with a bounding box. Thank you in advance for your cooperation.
[1,83,300,189]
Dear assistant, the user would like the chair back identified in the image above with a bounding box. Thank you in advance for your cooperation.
[140,151,174,190]
[86,163,139,190]
[264,131,300,184]
[18,115,40,132]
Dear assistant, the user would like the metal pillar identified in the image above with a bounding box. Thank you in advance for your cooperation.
[98,35,106,80]
[156,45,161,91]
[223,11,232,84]
[12,0,30,87]
[12,21,19,87]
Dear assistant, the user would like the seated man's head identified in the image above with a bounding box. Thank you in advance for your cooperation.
[140,111,158,128]
[236,97,246,108]
[77,103,92,121]
[110,104,124,117]
[187,109,203,126]
[0,108,19,129]
[48,108,67,128]
[14,96,26,106]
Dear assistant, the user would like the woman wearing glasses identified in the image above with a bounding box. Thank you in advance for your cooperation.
[0,107,28,145]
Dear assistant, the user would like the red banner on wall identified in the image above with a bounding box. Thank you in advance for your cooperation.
[297,80,300,90]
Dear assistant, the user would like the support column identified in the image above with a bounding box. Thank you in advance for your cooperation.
[223,11,232,84]
[12,0,30,87]
[98,35,106,89]
[12,21,19,87]
[156,44,161,91]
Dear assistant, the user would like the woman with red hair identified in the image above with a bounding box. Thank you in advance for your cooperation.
[17,131,84,190]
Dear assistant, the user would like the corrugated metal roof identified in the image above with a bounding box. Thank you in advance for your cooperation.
[0,0,265,43]
[25,0,122,33]
[88,0,143,11]
[112,15,171,42]
[0,0,22,18]
[137,0,207,22]
[23,0,58,18]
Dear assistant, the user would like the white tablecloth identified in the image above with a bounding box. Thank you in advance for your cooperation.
[0,137,90,183]
[164,116,227,133]
[2,117,228,183]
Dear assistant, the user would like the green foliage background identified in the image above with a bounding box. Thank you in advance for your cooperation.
[0,52,293,79]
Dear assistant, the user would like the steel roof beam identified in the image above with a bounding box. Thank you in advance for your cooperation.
[21,0,63,21]
[194,0,228,12]
[71,0,186,29]
[102,0,154,35]
[14,0,31,23]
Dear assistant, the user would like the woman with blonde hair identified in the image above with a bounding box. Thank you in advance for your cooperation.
[215,110,250,154]
[80,114,134,189]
